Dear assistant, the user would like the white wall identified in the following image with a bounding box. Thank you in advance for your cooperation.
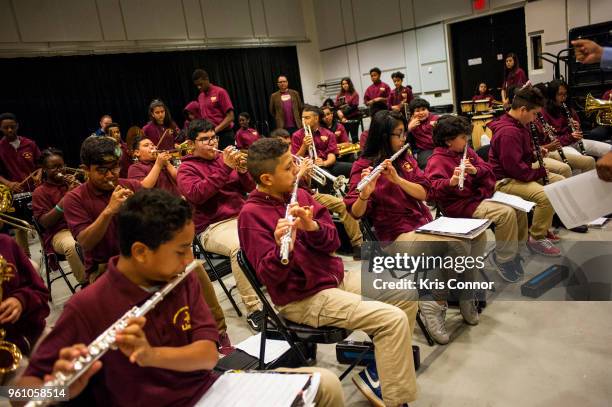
[297,0,325,105]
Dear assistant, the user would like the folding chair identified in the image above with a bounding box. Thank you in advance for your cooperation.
[237,250,369,380]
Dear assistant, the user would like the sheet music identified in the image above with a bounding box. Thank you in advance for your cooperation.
[235,333,291,364]
[196,372,317,407]
[543,170,612,229]
[588,217,609,228]
[417,217,490,235]
[485,191,536,212]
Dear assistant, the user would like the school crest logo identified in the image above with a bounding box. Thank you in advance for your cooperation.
[210,96,217,103]
[402,162,413,172]
[252,131,258,136]
[173,305,192,331]
[22,152,33,160]
[379,87,385,92]
[321,135,328,142]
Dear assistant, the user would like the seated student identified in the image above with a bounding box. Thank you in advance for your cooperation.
[488,86,563,256]
[321,106,349,144]
[407,98,438,170]
[335,77,361,142]
[388,71,413,113]
[345,110,484,346]
[128,137,179,194]
[426,115,527,282]
[240,137,417,407]
[106,122,133,178]
[32,148,86,283]
[182,101,201,139]
[176,119,264,331]
[235,112,260,150]
[0,234,49,364]
[271,128,363,259]
[291,105,352,179]
[472,82,495,107]
[541,80,611,159]
[363,67,391,113]
[142,99,181,151]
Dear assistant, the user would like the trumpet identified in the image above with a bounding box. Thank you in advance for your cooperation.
[152,143,194,159]
[303,119,317,160]
[356,143,412,193]
[280,174,301,265]
[458,143,467,190]
[213,146,248,171]
[292,155,347,197]
[0,255,22,375]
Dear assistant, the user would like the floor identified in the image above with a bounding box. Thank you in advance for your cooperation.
[12,223,612,407]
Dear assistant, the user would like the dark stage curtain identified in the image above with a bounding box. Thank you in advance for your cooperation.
[0,46,302,164]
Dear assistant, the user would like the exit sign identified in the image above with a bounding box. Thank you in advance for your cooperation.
[474,0,486,10]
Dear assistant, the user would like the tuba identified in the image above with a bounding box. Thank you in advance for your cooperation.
[0,255,22,375]
[584,94,612,126]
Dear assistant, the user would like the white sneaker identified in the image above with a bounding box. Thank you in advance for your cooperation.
[419,301,450,345]
[459,299,479,326]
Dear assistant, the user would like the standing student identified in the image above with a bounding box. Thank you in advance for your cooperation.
[501,53,527,105]
[92,114,113,137]
[488,87,563,256]
[344,110,484,345]
[142,99,181,151]
[269,75,304,134]
[363,67,391,112]
[106,122,133,178]
[235,112,260,150]
[176,119,264,331]
[407,98,438,169]
[472,82,495,107]
[388,71,413,113]
[335,77,360,142]
[128,137,179,195]
[542,79,611,158]
[321,106,349,144]
[426,115,527,282]
[32,148,86,283]
[192,69,236,149]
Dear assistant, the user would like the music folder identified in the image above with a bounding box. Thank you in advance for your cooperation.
[416,217,491,239]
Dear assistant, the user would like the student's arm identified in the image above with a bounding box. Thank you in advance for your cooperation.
[497,133,546,182]
[32,188,63,229]
[138,153,171,188]
[214,89,235,133]
[425,157,457,199]
[0,175,23,192]
[344,164,377,219]
[176,160,233,204]
[299,193,341,252]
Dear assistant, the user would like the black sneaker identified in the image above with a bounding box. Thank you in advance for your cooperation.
[513,255,525,276]
[569,225,588,233]
[490,253,521,283]
[352,245,362,260]
[246,310,265,332]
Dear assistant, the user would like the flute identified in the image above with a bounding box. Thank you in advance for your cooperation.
[529,122,549,185]
[280,174,301,265]
[458,143,468,190]
[562,102,586,155]
[356,143,412,193]
[536,113,568,164]
[25,260,200,407]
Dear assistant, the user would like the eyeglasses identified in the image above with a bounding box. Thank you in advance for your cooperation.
[94,165,120,175]
[195,135,219,144]
[391,131,407,140]
[278,80,288,84]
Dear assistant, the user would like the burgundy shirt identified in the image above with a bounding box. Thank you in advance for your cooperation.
[335,91,359,109]
[541,107,579,146]
[503,67,527,91]
[472,94,495,106]
[118,142,132,179]
[280,90,297,129]
[359,130,369,151]
[128,161,180,195]
[488,113,546,182]
[238,189,343,306]
[197,84,234,128]
[364,81,391,104]
[344,153,433,242]
[235,127,260,150]
[410,113,438,151]
[176,154,255,234]
[602,89,612,101]
[63,179,142,277]
[330,122,349,144]
[426,146,496,218]
[291,127,339,158]
[25,256,219,407]
[142,121,179,151]
[0,234,49,353]
[0,136,41,192]
[32,181,70,252]
[388,86,413,109]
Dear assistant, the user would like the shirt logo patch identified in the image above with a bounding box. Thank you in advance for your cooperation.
[252,131,258,136]
[321,135,328,142]
[403,162,413,172]
[173,305,192,331]
[22,152,33,160]
[281,94,291,101]
[210,96,217,103]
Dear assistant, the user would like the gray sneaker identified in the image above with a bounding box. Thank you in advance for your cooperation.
[419,301,449,345]
[459,299,479,326]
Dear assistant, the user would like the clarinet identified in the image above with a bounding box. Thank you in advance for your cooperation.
[529,122,549,185]
[356,143,412,192]
[537,113,568,164]
[25,260,200,407]
[562,102,586,155]
[280,173,302,265]
[458,143,468,190]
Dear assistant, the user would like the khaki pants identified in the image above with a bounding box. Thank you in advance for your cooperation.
[569,139,611,158]
[536,157,571,178]
[495,172,564,240]
[313,192,363,247]
[472,201,528,263]
[276,367,344,407]
[548,150,595,174]
[194,263,227,334]
[278,271,419,405]
[200,218,261,314]
[51,229,85,283]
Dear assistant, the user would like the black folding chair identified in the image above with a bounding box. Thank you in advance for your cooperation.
[237,250,369,380]
[192,237,242,317]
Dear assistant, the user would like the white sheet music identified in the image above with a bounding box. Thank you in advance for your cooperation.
[196,372,318,407]
[417,217,490,236]
[588,217,609,228]
[235,333,291,364]
[543,170,612,229]
[485,191,536,212]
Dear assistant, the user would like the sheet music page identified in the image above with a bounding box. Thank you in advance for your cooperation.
[195,372,314,407]
[543,170,612,229]
[235,333,291,364]
[485,191,536,212]
[417,217,490,234]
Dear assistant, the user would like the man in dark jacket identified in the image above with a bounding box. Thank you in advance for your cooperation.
[269,75,303,133]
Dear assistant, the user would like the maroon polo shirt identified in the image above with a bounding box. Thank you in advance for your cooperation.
[291,127,339,158]
[0,136,41,192]
[388,86,413,109]
[410,113,438,151]
[335,91,359,109]
[359,130,369,151]
[280,90,296,129]
[176,155,255,234]
[142,121,179,151]
[32,181,70,253]
[197,84,234,128]
[25,256,219,406]
[235,127,260,150]
[344,153,433,242]
[118,142,132,178]
[332,122,350,144]
[63,179,142,277]
[503,67,527,91]
[0,234,50,354]
[541,107,579,146]
[363,81,391,104]
[128,161,180,195]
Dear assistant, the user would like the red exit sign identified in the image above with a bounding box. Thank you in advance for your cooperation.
[474,0,486,10]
